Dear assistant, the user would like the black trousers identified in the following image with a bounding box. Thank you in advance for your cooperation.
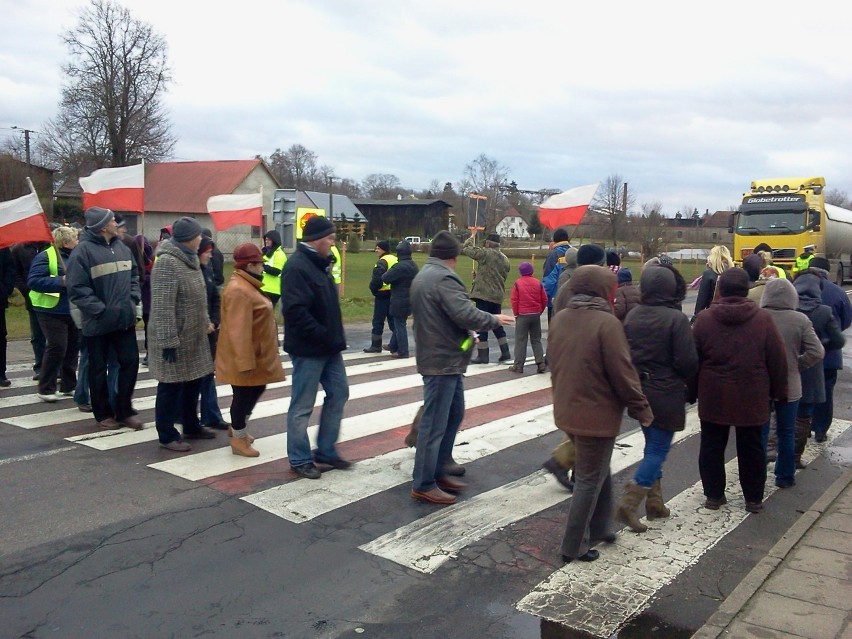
[35,312,79,395]
[698,420,766,503]
[473,298,506,343]
[230,385,267,431]
[0,305,7,380]
[86,327,139,422]
[370,294,394,337]
[155,377,203,444]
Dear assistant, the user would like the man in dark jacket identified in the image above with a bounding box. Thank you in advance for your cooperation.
[692,267,788,514]
[807,257,852,442]
[363,240,396,353]
[281,216,349,479]
[66,207,142,431]
[381,240,418,358]
[0,247,15,386]
[201,227,225,287]
[10,240,49,378]
[409,231,513,505]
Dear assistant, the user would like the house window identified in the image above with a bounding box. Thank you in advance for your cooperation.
[251,225,261,238]
[677,231,683,239]
[712,232,718,240]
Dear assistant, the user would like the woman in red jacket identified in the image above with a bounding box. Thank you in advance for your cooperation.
[509,262,548,374]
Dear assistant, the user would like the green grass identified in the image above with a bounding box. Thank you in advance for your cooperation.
[4,251,708,339]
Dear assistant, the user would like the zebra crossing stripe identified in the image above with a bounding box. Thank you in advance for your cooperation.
[514,420,852,637]
[146,375,551,481]
[241,405,555,522]
[358,410,701,573]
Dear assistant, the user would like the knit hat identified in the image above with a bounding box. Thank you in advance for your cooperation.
[743,253,763,282]
[810,256,830,272]
[201,227,213,239]
[486,233,500,245]
[302,216,335,241]
[233,242,264,269]
[429,230,460,259]
[519,261,534,276]
[396,240,412,256]
[717,267,750,298]
[606,251,621,267]
[577,243,606,266]
[84,207,114,232]
[553,228,569,243]
[172,216,203,242]
[114,213,127,228]
[617,267,632,284]
[198,236,215,255]
[376,240,390,253]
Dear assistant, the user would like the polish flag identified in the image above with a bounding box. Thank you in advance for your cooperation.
[0,191,53,249]
[80,163,145,212]
[206,192,263,230]
[537,183,600,229]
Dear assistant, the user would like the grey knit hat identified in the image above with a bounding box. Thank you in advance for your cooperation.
[84,207,114,232]
[172,216,203,242]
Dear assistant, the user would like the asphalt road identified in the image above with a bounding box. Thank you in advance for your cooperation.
[1,288,850,639]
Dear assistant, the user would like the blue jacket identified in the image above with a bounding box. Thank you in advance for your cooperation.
[811,268,852,369]
[27,246,72,315]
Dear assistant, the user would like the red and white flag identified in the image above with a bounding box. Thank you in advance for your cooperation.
[537,183,600,229]
[80,163,145,212]
[0,190,53,249]
[206,192,263,231]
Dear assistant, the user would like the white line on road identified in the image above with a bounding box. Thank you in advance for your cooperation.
[0,445,77,466]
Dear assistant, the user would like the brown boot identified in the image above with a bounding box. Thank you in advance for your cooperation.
[645,479,671,519]
[228,426,254,444]
[230,435,259,457]
[616,482,649,533]
[404,405,423,447]
[794,414,811,458]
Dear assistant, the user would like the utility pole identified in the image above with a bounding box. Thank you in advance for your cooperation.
[11,126,33,170]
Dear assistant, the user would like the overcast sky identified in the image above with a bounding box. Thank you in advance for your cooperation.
[2,0,852,214]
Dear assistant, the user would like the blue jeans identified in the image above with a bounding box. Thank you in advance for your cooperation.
[199,373,225,426]
[286,353,349,467]
[74,338,118,409]
[633,426,674,488]
[390,315,409,357]
[766,399,799,486]
[812,369,838,437]
[412,374,465,491]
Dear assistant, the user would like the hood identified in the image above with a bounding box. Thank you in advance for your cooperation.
[639,265,678,306]
[794,272,823,312]
[760,278,797,310]
[565,265,616,301]
[563,246,578,268]
[264,230,282,247]
[709,297,760,326]
[743,253,763,282]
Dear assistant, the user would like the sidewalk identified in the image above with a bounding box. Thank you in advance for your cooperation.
[692,467,852,639]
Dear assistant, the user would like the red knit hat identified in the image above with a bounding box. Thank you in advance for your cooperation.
[233,243,264,269]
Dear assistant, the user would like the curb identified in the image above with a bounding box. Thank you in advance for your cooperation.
[691,467,852,638]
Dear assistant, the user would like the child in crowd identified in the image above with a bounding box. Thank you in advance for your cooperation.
[509,262,548,374]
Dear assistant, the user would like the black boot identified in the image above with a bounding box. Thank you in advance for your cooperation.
[470,346,489,364]
[498,340,511,362]
[363,335,382,353]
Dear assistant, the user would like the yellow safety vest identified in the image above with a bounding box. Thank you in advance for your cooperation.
[794,253,814,275]
[330,245,342,284]
[261,246,287,295]
[378,254,398,292]
[29,246,61,309]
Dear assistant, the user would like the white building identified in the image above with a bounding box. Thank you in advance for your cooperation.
[496,213,530,239]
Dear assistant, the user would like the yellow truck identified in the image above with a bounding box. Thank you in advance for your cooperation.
[730,176,852,284]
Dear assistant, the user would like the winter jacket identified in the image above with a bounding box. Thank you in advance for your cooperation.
[411,257,501,376]
[693,268,719,316]
[216,269,286,387]
[382,254,418,318]
[66,229,140,337]
[11,241,49,299]
[794,273,845,403]
[202,262,221,358]
[461,236,510,305]
[0,248,14,309]
[27,246,72,316]
[369,253,396,297]
[548,266,653,438]
[623,266,698,432]
[542,243,576,306]
[280,243,346,357]
[147,239,213,383]
[807,266,852,370]
[262,230,287,296]
[136,234,154,315]
[553,265,616,315]
[511,275,548,316]
[613,282,641,321]
[692,296,788,426]
[759,278,824,402]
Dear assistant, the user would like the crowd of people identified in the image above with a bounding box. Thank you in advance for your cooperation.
[0,212,848,566]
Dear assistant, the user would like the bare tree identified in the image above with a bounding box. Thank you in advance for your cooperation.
[592,174,634,246]
[462,154,509,232]
[361,173,403,199]
[825,188,851,208]
[629,201,667,260]
[40,0,175,178]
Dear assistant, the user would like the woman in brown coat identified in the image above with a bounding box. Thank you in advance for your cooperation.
[548,266,653,563]
[216,243,286,457]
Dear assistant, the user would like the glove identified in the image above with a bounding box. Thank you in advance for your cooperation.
[163,348,177,364]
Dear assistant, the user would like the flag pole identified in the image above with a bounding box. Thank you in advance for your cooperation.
[139,160,145,237]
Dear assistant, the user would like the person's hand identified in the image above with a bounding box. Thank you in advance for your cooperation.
[495,314,515,326]
[163,348,177,364]
[206,322,215,334]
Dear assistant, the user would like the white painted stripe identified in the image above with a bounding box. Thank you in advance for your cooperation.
[242,405,555,522]
[0,445,77,466]
[6,355,417,430]
[358,411,701,573]
[147,374,552,481]
[515,419,852,637]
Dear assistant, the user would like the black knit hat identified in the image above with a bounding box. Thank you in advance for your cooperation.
[429,231,460,259]
[718,267,750,298]
[486,233,500,244]
[577,243,606,266]
[376,240,390,253]
[302,216,335,241]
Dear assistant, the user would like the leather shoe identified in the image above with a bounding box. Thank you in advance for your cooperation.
[0,378,10,387]
[411,487,456,504]
[182,426,217,439]
[160,440,191,452]
[592,533,617,545]
[436,475,467,493]
[542,457,574,491]
[745,501,764,514]
[443,460,466,476]
[98,417,122,430]
[314,455,353,470]
[292,463,321,479]
[121,416,145,430]
[206,421,231,431]
[814,433,827,443]
[562,549,599,563]
[77,403,92,413]
[704,496,728,510]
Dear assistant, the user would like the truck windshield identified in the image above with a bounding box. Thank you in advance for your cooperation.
[736,209,806,235]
